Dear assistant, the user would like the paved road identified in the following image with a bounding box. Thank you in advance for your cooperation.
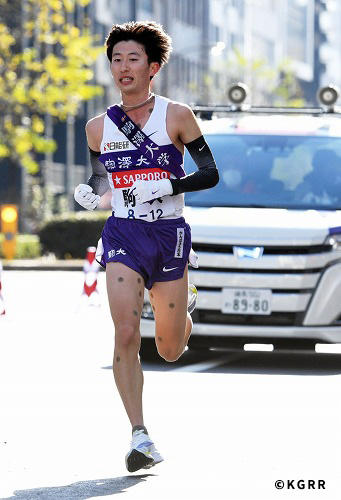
[1,271,341,499]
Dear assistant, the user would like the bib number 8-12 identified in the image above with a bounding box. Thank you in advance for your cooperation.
[150,209,163,220]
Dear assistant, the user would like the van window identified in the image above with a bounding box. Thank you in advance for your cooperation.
[184,134,341,209]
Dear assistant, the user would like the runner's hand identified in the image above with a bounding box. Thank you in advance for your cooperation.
[130,179,173,203]
[74,184,100,210]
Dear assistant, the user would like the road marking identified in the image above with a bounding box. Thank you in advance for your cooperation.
[172,352,244,372]
[244,343,274,352]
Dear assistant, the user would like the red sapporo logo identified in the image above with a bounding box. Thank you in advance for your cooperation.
[112,168,170,188]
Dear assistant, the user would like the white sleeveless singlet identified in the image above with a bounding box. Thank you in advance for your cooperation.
[100,95,185,222]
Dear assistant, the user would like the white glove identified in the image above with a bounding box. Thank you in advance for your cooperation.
[74,184,100,210]
[130,178,173,204]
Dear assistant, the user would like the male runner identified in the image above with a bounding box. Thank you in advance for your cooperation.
[74,21,218,473]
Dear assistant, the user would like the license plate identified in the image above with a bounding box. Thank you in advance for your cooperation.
[221,288,272,315]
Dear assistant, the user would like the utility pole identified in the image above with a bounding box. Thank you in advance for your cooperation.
[65,114,75,210]
[65,8,75,210]
[161,0,169,97]
[131,0,137,21]
[20,0,29,231]
[201,0,210,102]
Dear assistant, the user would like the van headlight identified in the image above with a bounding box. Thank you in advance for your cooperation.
[325,232,341,249]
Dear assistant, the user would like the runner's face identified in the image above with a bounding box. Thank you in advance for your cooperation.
[110,40,159,95]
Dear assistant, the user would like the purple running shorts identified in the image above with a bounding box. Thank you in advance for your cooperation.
[98,215,191,289]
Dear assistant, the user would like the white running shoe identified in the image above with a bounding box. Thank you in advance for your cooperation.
[125,429,164,472]
[142,442,164,469]
[188,284,198,315]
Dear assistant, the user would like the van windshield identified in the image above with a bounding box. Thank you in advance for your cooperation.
[184,134,341,209]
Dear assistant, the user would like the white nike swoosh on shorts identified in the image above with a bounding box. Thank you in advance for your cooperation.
[162,266,178,272]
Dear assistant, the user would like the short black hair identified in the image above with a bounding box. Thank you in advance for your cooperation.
[106,21,172,66]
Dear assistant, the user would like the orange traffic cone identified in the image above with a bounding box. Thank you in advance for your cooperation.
[81,246,100,307]
[0,261,5,315]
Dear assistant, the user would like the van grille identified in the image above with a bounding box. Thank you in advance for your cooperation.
[192,242,332,255]
[191,309,302,326]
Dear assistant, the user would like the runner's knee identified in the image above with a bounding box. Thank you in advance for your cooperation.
[114,323,140,351]
[156,339,183,362]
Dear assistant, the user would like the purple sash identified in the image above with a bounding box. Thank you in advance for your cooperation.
[105,105,185,179]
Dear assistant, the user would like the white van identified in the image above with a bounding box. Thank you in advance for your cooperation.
[141,85,341,350]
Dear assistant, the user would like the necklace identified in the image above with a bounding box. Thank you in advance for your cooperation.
[120,92,155,111]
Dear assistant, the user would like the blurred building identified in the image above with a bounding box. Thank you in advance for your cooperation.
[154,0,339,106]
[206,0,317,105]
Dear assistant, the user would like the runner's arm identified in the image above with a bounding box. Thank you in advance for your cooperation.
[87,148,110,196]
[85,116,109,196]
[170,106,219,196]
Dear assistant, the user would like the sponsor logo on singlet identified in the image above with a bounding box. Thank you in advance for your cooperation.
[175,228,185,258]
[104,140,130,152]
[111,168,170,188]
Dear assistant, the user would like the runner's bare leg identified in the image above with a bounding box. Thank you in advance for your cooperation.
[106,262,145,427]
[149,266,192,361]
